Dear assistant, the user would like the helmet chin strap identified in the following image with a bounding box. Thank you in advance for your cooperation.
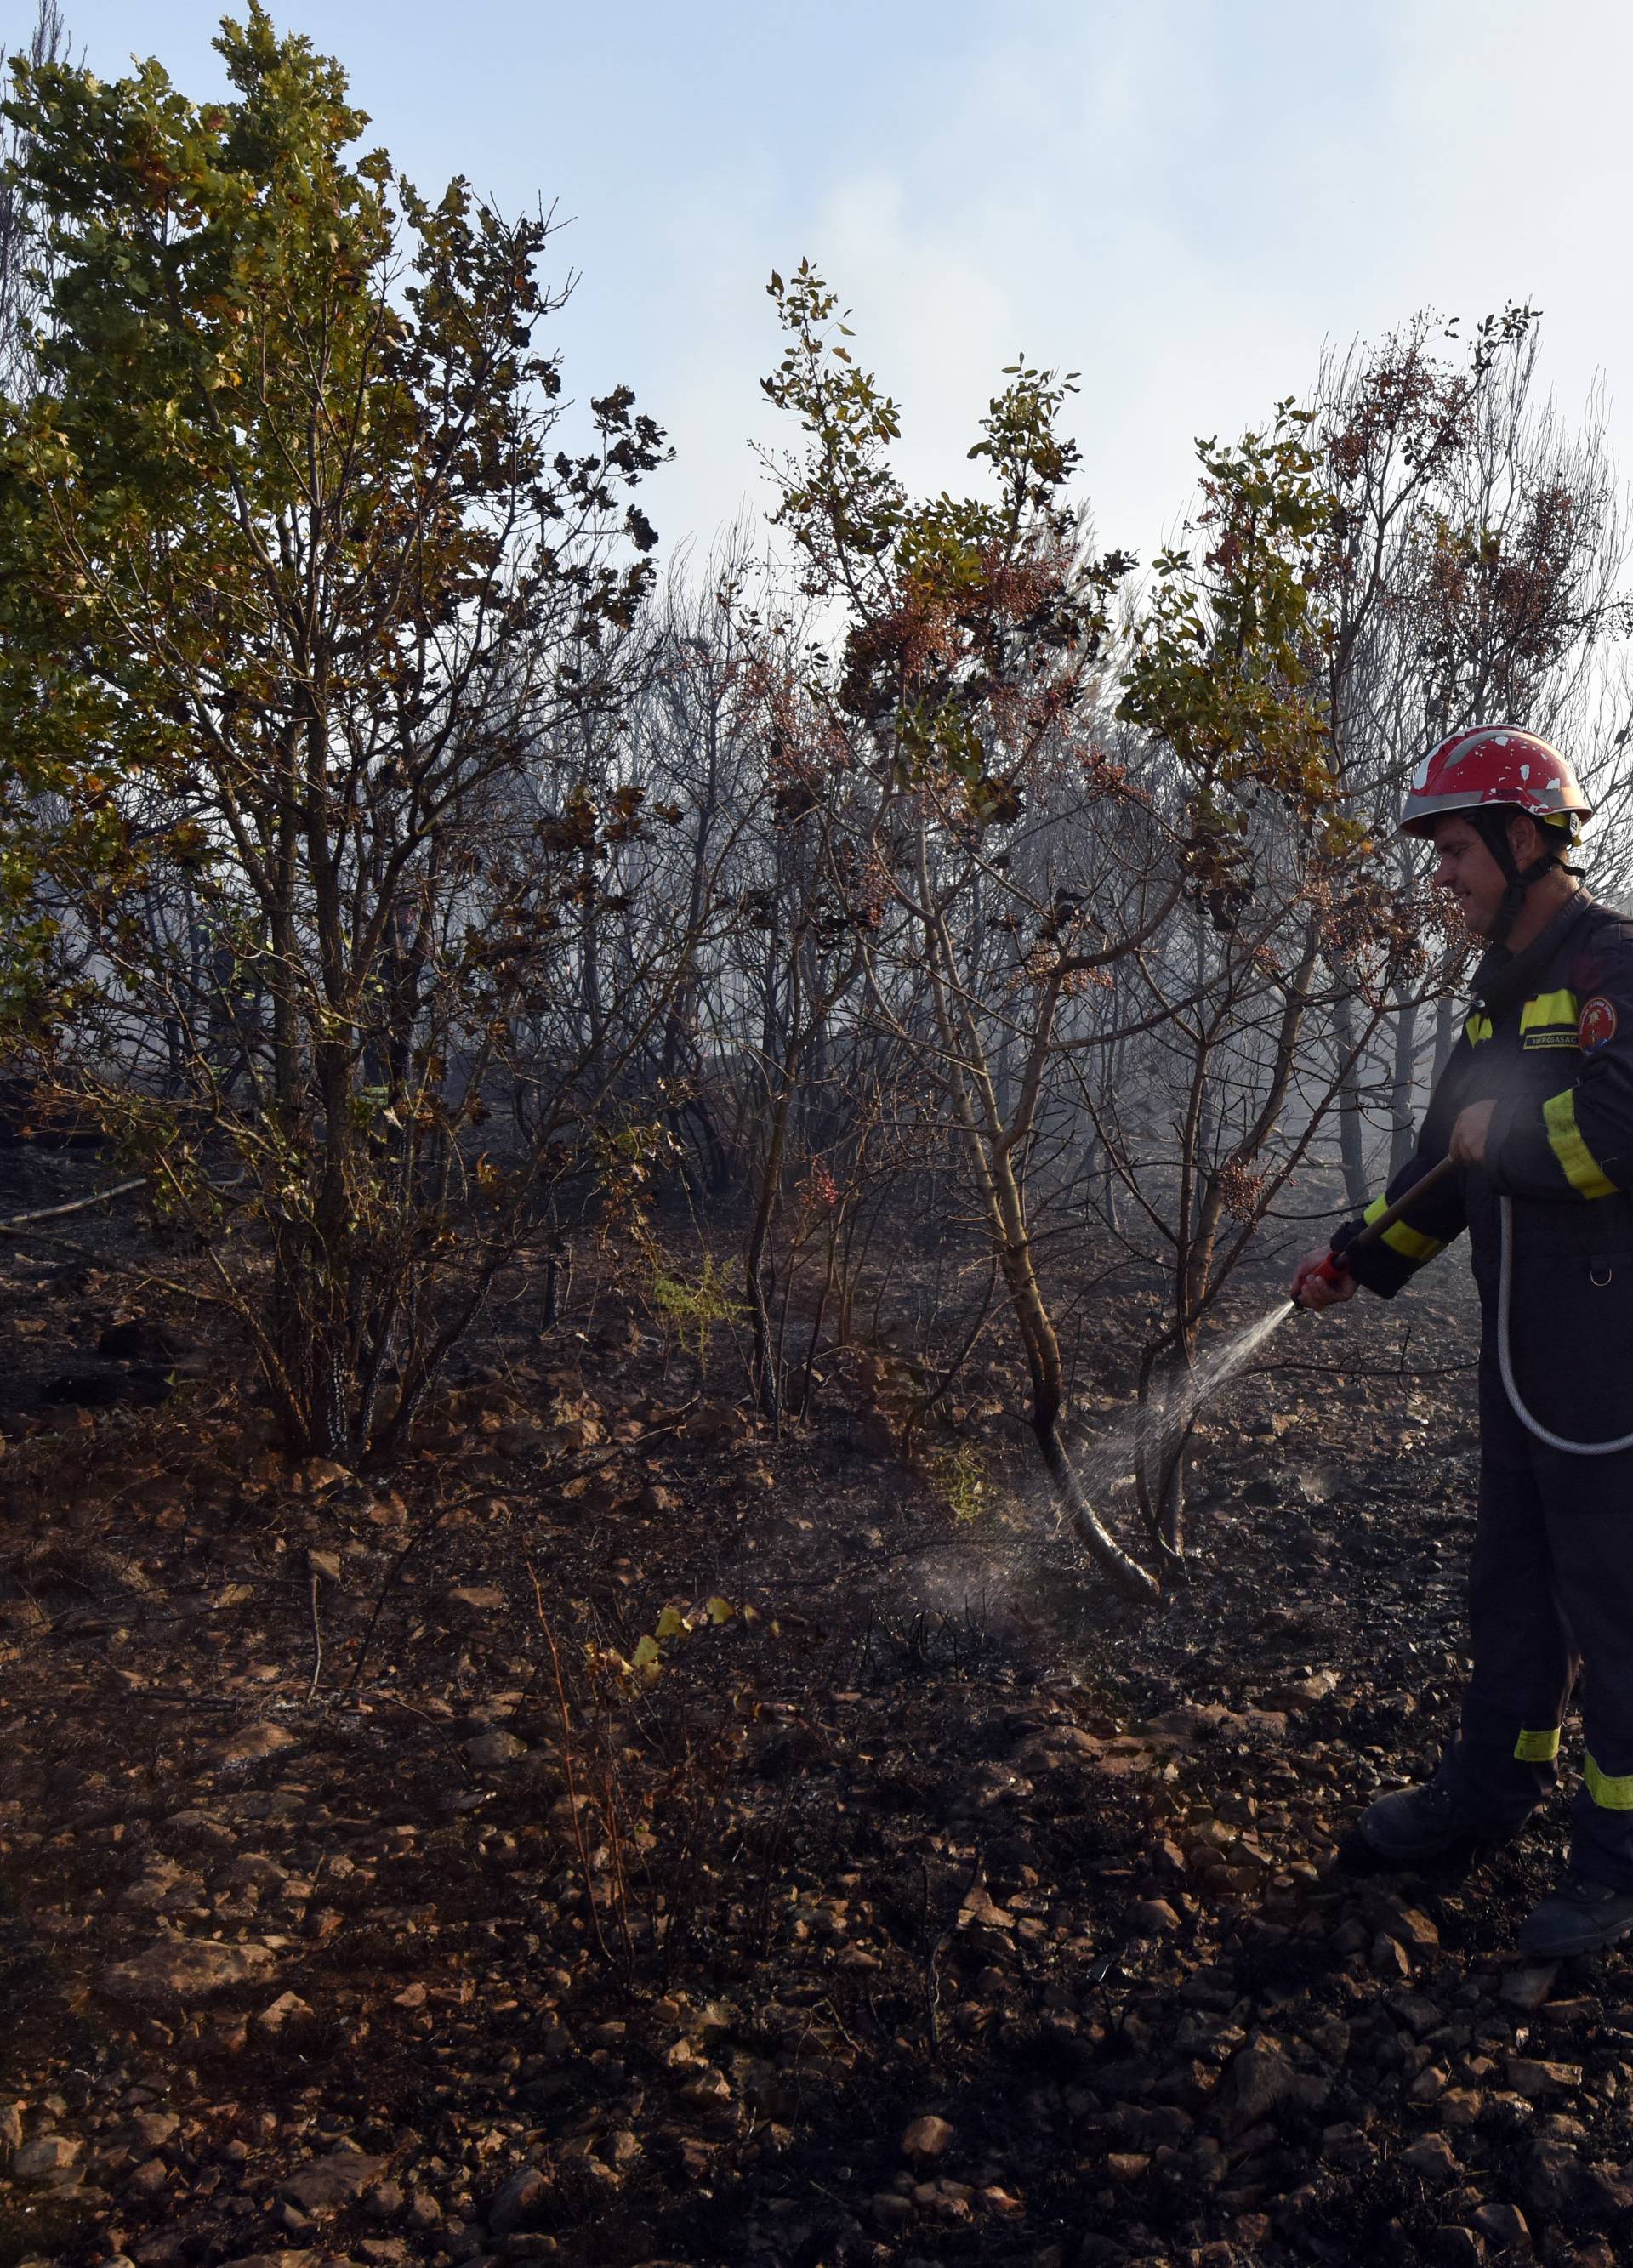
[1468,805,1583,948]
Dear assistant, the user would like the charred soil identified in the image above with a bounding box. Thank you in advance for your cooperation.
[0,1163,1623,2268]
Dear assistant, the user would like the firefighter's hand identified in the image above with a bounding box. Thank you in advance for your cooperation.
[1449,1099,1496,1165]
[1291,1243,1357,1309]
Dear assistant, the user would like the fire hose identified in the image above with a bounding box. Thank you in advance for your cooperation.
[1497,1193,1633,1456]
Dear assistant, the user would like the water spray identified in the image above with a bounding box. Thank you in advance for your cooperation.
[1133,1155,1460,1448]
[1020,1158,1461,1586]
[1197,1154,1459,1390]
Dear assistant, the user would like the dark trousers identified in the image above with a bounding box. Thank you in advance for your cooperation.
[1440,1358,1633,1890]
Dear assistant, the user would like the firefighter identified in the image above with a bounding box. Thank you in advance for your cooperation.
[1292,724,1633,1958]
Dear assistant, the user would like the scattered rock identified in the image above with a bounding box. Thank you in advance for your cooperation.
[1440,2088,1484,2129]
[1402,2132,1460,2184]
[294,1458,350,1493]
[901,2115,954,2160]
[1471,2200,1529,2250]
[487,2164,549,2235]
[1506,2057,1581,2100]
[959,1885,1014,1930]
[445,1585,506,1615]
[121,1859,202,1911]
[1279,1669,1340,1706]
[12,2133,82,2181]
[281,2151,391,2214]
[0,1172,1602,2268]
[217,2254,319,2268]
[1370,1932,1414,1981]
[253,1991,315,2038]
[1500,1965,1559,2013]
[1570,2246,1619,2268]
[1434,2231,1486,2266]
[1584,2163,1633,2215]
[225,1854,289,1890]
[1320,2122,1373,2174]
[127,2111,179,2150]
[1220,2038,1298,2130]
[1373,1898,1439,1953]
[686,1401,750,1447]
[100,1938,278,2006]
[1524,2137,1589,2215]
[214,1721,299,1766]
[465,1730,527,1771]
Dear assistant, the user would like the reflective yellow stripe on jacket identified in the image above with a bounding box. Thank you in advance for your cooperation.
[1586,1754,1633,1810]
[1363,1192,1444,1265]
[1543,1088,1618,1199]
[1521,989,1580,1032]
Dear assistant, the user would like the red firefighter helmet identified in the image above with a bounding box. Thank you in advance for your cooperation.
[1398,724,1592,838]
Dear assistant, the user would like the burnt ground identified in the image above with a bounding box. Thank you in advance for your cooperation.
[0,1155,1626,2268]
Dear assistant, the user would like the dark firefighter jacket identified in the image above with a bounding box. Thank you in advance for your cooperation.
[1339,890,1633,1448]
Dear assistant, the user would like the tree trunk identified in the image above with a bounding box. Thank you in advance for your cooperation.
[1032,1406,1160,1600]
[1387,992,1420,1180]
[1332,986,1369,1210]
[904,831,1159,1599]
[1431,994,1457,1085]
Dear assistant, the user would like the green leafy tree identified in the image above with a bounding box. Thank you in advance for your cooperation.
[1119,401,1345,886]
[761,260,1130,818]
[760,262,1173,1594]
[0,8,669,1457]
[760,268,1394,1596]
[1098,412,1397,1562]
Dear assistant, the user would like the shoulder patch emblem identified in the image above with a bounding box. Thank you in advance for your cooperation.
[1579,995,1619,1053]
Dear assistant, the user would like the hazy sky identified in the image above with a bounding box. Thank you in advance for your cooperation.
[18,0,1633,571]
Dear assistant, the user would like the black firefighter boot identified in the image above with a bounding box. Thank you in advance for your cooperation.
[1519,1873,1633,1958]
[1357,1779,1523,1865]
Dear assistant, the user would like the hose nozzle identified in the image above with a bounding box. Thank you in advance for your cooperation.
[1294,1248,1351,1310]
[1294,1154,1460,1310]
